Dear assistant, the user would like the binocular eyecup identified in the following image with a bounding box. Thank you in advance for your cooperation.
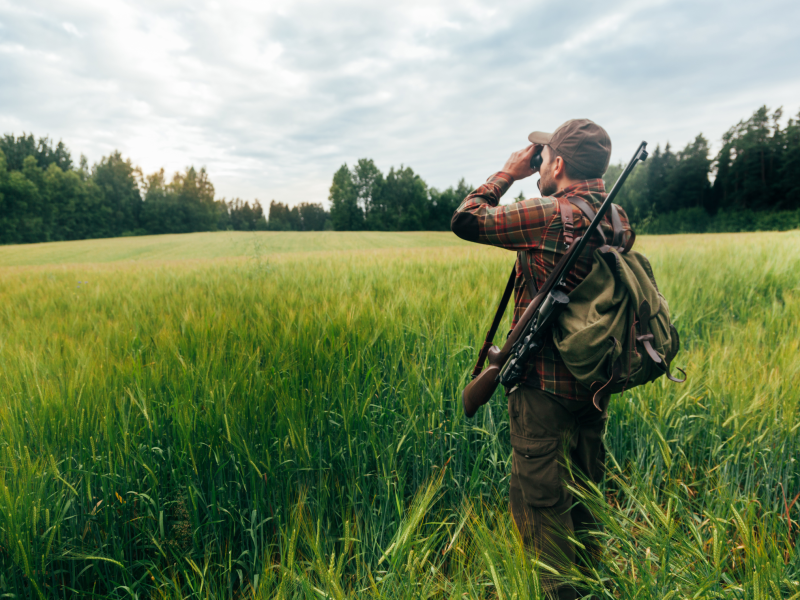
[529,148,543,171]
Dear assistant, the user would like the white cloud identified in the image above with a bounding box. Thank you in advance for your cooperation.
[0,0,799,206]
[62,21,82,37]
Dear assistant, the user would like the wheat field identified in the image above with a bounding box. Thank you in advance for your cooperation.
[0,230,798,598]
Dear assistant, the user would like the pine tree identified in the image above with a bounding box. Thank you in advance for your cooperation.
[713,106,783,211]
[672,135,712,211]
[0,134,72,172]
[780,110,800,209]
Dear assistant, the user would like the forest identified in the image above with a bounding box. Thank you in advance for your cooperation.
[0,136,272,244]
[1,105,798,243]
[604,106,800,233]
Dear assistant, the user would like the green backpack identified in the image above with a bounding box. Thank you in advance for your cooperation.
[550,200,685,408]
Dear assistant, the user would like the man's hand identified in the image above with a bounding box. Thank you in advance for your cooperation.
[501,144,542,181]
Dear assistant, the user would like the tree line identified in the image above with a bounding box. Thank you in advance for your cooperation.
[0,135,333,245]
[327,159,472,231]
[0,130,470,244]
[604,105,800,233]
[2,105,798,244]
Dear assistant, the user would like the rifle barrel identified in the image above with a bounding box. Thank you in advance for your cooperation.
[555,141,648,283]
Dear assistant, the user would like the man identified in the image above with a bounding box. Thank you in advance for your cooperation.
[451,119,630,600]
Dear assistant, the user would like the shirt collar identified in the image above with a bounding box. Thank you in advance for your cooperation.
[551,178,606,198]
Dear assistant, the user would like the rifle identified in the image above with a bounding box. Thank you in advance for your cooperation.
[462,141,649,418]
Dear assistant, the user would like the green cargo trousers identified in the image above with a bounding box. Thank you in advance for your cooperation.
[508,385,610,600]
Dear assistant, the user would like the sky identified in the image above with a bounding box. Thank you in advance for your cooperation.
[1,0,799,207]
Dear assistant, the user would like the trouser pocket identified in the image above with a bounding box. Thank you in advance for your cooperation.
[511,435,562,508]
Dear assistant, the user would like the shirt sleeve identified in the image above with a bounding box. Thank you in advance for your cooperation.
[450,172,555,251]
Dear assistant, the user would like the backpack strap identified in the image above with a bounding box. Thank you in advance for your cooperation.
[569,197,607,246]
[609,204,625,248]
[571,198,635,253]
[636,300,686,383]
[635,300,663,364]
[556,197,574,247]
[664,363,687,383]
[590,353,622,410]
[621,229,637,254]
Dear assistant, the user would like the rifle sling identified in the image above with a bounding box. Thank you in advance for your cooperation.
[470,265,516,378]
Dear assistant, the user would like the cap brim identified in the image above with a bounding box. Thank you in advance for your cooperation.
[528,131,553,145]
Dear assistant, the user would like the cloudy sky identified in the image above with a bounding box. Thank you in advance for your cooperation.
[1,0,799,206]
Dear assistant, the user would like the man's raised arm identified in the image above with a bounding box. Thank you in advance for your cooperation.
[450,144,551,251]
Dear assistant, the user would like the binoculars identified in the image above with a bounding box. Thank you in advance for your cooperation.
[529,147,543,171]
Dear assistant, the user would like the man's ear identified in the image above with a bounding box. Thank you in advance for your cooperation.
[553,156,565,180]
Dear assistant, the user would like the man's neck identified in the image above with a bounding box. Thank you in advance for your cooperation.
[555,177,581,195]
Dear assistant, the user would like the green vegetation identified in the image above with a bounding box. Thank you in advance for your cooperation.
[604,106,800,234]
[327,160,471,232]
[0,135,273,245]
[0,231,798,598]
[0,231,466,267]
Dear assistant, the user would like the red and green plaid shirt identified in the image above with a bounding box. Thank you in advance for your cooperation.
[451,172,631,401]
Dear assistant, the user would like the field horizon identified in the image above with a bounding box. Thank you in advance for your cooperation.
[0,231,470,267]
[3,228,799,267]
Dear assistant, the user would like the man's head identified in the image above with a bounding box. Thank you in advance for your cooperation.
[529,119,611,196]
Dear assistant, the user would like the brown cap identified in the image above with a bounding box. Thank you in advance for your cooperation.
[528,118,612,177]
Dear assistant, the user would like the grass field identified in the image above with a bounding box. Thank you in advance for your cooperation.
[0,231,467,266]
[0,230,798,599]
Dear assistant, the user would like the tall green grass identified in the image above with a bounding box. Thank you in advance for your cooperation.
[0,232,798,598]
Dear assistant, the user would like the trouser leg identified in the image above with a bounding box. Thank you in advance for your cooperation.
[508,387,578,599]
[568,396,609,569]
[507,387,608,599]
[509,485,576,599]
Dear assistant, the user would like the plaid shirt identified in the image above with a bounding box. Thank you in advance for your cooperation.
[451,172,631,401]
